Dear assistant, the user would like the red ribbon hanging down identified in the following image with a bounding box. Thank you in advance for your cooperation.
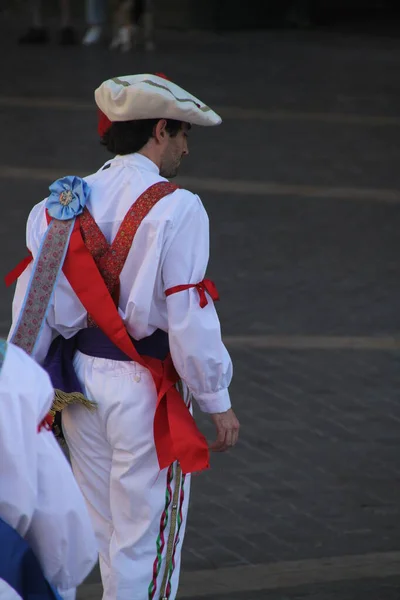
[5,251,33,287]
[62,220,209,475]
[165,279,220,309]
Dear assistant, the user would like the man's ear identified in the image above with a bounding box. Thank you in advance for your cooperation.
[153,119,168,144]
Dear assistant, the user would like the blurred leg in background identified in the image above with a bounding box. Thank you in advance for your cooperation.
[59,0,76,44]
[18,0,48,43]
[110,0,135,52]
[141,0,155,52]
[109,0,155,52]
[82,0,108,45]
[19,0,77,44]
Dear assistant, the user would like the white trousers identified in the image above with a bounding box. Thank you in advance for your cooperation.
[62,351,191,600]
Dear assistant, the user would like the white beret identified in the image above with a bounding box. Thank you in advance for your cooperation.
[94,73,221,127]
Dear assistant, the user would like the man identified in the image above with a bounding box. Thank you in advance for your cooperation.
[8,73,239,600]
[0,339,97,600]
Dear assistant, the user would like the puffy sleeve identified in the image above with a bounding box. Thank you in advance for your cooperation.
[162,192,232,413]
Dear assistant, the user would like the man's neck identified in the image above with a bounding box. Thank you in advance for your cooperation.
[137,149,161,172]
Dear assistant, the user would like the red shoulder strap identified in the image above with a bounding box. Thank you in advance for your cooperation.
[79,182,178,299]
[61,218,209,474]
[79,207,109,263]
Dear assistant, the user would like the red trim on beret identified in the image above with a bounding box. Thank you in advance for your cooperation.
[155,72,170,80]
[98,109,113,137]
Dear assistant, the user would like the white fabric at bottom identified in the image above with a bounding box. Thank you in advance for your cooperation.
[0,579,22,600]
[62,351,191,600]
[0,342,97,598]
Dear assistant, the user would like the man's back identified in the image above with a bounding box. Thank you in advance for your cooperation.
[14,152,209,362]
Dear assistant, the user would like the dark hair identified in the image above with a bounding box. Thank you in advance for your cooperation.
[101,119,184,155]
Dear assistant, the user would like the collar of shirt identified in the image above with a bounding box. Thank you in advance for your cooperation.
[104,153,160,175]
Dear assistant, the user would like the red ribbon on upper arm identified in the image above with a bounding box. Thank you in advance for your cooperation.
[165,279,219,308]
[62,220,209,474]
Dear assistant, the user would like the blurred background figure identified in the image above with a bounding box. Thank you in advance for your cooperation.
[137,0,155,51]
[82,0,155,51]
[82,0,108,45]
[18,0,76,44]
[110,0,155,52]
[109,0,134,51]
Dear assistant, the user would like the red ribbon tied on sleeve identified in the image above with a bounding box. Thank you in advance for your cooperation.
[165,278,220,308]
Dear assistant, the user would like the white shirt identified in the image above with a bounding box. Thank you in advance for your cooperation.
[10,153,232,413]
[0,341,98,600]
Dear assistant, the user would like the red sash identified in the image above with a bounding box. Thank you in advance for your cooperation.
[6,182,211,473]
[61,182,209,474]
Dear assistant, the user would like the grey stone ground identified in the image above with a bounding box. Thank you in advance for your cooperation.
[182,578,400,600]
[1,6,400,599]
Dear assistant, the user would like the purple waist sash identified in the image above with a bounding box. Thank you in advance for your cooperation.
[77,328,169,361]
[42,328,169,394]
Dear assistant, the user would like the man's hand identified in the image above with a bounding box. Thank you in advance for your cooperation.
[209,408,240,452]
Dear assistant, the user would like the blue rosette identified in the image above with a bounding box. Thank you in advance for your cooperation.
[46,176,90,220]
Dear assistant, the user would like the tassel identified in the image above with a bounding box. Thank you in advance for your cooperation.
[49,390,97,447]
[50,389,97,415]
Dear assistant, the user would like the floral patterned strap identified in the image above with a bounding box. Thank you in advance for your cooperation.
[10,176,90,356]
[79,182,178,298]
[5,177,90,289]
[10,219,76,355]
[79,207,109,262]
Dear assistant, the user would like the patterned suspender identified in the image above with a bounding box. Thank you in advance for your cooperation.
[6,176,210,475]
[79,182,177,322]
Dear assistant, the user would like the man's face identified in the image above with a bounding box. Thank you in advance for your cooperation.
[159,123,190,179]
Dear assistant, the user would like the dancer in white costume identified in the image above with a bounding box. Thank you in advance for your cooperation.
[0,339,97,600]
[9,73,240,600]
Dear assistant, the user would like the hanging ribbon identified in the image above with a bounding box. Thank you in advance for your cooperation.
[62,221,209,475]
